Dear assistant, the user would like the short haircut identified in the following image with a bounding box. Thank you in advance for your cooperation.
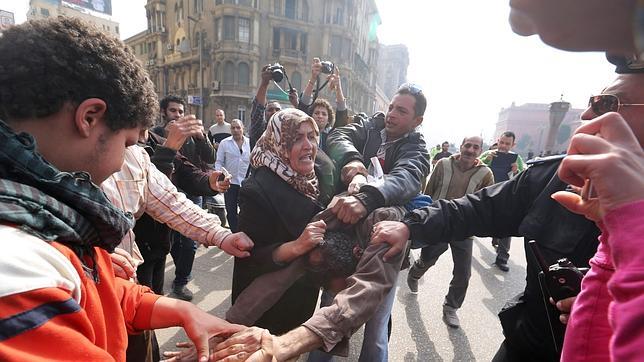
[500,131,517,142]
[442,141,450,146]
[230,119,243,128]
[307,231,358,286]
[396,84,427,117]
[461,136,483,147]
[160,95,186,112]
[0,17,157,131]
[311,98,335,128]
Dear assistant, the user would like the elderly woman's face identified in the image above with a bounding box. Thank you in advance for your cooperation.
[288,121,318,175]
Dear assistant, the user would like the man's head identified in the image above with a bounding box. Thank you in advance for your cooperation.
[230,119,244,140]
[458,136,484,168]
[265,101,282,122]
[496,131,516,153]
[215,108,226,124]
[0,17,157,184]
[311,98,335,130]
[583,73,644,146]
[307,230,359,290]
[160,95,186,123]
[441,141,450,152]
[385,84,426,139]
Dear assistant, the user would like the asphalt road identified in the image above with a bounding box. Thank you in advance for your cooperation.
[156,236,528,361]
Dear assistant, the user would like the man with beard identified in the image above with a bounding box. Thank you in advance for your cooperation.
[407,136,493,328]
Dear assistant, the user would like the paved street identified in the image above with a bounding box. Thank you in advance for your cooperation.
[156,236,527,361]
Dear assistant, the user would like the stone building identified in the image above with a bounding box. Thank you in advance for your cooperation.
[27,0,120,37]
[125,0,390,128]
[377,43,409,99]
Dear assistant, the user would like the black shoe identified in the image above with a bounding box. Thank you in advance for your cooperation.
[171,285,193,301]
[494,261,509,272]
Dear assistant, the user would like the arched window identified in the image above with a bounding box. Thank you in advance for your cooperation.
[223,61,235,85]
[285,0,296,19]
[291,71,302,92]
[238,62,250,86]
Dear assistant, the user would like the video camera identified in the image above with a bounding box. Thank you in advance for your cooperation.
[528,240,586,302]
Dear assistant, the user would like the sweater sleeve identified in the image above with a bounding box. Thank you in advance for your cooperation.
[604,200,644,362]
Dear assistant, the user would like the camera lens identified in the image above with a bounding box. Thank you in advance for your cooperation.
[271,68,284,82]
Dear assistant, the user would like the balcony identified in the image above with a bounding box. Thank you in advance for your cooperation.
[213,40,260,54]
[272,48,306,62]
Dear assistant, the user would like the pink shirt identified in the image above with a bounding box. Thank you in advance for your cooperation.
[562,200,644,361]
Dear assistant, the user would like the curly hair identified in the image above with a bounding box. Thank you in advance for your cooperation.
[311,98,335,128]
[160,94,186,113]
[0,17,158,131]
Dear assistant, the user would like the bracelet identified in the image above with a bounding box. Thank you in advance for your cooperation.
[218,233,231,249]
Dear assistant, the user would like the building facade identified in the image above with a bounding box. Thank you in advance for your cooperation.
[125,0,387,129]
[493,101,584,158]
[377,43,409,99]
[27,0,120,37]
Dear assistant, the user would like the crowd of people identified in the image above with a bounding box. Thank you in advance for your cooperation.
[1,1,643,361]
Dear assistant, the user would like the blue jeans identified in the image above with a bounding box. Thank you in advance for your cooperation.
[224,184,240,233]
[170,195,201,287]
[307,280,398,362]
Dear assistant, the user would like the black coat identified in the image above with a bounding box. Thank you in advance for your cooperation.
[404,155,600,361]
[233,166,324,334]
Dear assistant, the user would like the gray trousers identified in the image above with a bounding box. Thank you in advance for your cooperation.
[409,237,473,309]
[494,237,511,264]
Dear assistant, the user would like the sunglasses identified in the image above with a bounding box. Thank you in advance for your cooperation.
[588,94,644,116]
[399,83,423,95]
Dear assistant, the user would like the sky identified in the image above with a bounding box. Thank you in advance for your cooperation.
[3,0,617,145]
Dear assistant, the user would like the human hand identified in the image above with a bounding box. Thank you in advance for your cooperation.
[218,232,254,258]
[310,57,322,80]
[549,296,576,325]
[347,174,367,195]
[508,0,636,54]
[260,65,272,85]
[340,161,368,185]
[164,116,205,150]
[370,221,410,262]
[296,220,327,255]
[484,150,497,162]
[110,247,137,280]
[161,337,224,362]
[330,195,367,224]
[288,88,299,107]
[552,112,644,221]
[180,306,246,362]
[212,327,275,362]
[511,162,518,173]
[208,170,232,193]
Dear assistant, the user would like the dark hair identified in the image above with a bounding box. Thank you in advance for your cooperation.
[311,98,335,128]
[396,84,427,117]
[442,141,450,146]
[500,131,517,142]
[307,231,358,286]
[160,94,186,112]
[0,17,158,131]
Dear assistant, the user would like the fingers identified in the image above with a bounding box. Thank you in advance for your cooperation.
[573,112,638,145]
[508,8,537,36]
[212,328,264,360]
[195,333,210,362]
[221,235,252,258]
[382,242,404,263]
[551,191,601,221]
[110,251,136,279]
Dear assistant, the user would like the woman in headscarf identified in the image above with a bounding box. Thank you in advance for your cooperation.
[232,108,327,334]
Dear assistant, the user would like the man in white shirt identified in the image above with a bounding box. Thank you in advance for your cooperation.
[215,119,251,232]
[208,108,231,149]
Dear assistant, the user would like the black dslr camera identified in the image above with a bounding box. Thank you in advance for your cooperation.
[320,60,335,74]
[528,240,586,301]
[267,63,285,82]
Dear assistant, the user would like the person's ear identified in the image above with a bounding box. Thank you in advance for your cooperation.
[74,98,107,138]
[413,115,423,128]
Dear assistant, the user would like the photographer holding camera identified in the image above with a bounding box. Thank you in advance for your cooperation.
[300,57,349,153]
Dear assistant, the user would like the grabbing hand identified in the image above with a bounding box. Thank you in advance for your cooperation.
[370,221,410,262]
[162,337,224,362]
[347,174,367,195]
[310,57,322,80]
[330,195,367,225]
[218,232,254,258]
[550,296,576,325]
[212,327,275,362]
[296,220,327,255]
[209,170,232,193]
[552,112,644,221]
[260,65,273,85]
[288,88,299,107]
[340,161,368,185]
[181,308,246,362]
[110,247,137,280]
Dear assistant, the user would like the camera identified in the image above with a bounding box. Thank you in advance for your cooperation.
[320,60,335,74]
[528,240,586,301]
[267,63,285,83]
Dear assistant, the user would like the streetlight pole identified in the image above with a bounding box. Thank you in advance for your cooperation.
[188,15,203,121]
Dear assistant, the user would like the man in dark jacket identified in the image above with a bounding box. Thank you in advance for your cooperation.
[370,155,600,361]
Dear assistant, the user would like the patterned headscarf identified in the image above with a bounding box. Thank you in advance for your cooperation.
[251,108,320,200]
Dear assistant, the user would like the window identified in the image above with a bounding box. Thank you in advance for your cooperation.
[330,35,342,58]
[116,26,119,34]
[284,29,297,50]
[223,16,235,40]
[273,28,280,49]
[300,33,308,52]
[215,18,221,41]
[285,0,296,19]
[223,61,235,85]
[301,1,309,21]
[238,106,246,122]
[238,18,250,43]
[40,8,50,17]
[238,62,250,86]
[274,0,281,16]
[334,7,344,25]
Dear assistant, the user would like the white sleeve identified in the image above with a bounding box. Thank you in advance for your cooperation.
[0,225,82,303]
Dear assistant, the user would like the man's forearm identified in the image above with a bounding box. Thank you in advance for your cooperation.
[256,82,269,105]
[274,326,323,360]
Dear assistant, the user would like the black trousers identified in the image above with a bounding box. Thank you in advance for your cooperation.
[137,255,166,295]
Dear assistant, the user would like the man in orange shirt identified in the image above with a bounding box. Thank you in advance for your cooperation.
[0,17,242,361]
